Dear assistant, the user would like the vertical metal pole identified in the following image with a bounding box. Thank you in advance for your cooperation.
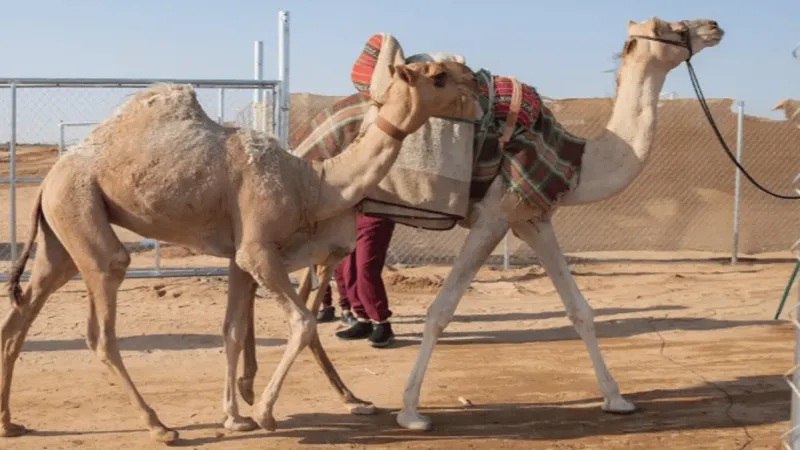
[278,10,290,149]
[503,232,510,270]
[217,88,225,125]
[154,241,162,274]
[58,121,64,158]
[253,40,264,131]
[261,88,269,134]
[9,84,17,263]
[272,87,279,136]
[731,101,744,265]
[793,277,800,449]
[310,266,319,290]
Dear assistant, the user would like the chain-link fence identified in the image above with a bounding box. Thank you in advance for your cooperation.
[0,79,281,277]
[286,94,800,266]
[3,88,800,277]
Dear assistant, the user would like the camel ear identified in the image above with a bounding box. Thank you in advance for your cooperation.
[393,65,419,86]
[627,20,637,31]
[773,99,787,110]
[649,19,661,35]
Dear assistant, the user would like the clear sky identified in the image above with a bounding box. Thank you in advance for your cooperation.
[1,0,797,143]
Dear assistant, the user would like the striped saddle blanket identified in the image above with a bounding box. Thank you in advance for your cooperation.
[292,69,586,225]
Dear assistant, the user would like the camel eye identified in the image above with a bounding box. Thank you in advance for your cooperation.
[432,72,448,88]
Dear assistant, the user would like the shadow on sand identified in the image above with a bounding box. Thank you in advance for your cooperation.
[21,333,286,353]
[28,374,781,446]
[20,304,783,352]
[182,374,787,446]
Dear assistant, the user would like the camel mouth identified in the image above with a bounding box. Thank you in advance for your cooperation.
[696,27,724,44]
[459,84,480,101]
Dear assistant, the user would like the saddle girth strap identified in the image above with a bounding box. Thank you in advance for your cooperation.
[498,76,522,151]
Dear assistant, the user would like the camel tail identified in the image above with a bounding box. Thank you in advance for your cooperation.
[7,187,43,308]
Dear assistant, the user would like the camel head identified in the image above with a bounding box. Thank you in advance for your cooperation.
[622,17,724,68]
[772,99,800,121]
[379,60,480,133]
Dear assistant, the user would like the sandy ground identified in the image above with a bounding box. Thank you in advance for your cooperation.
[1,259,796,450]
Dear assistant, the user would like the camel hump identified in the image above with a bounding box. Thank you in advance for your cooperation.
[103,83,211,127]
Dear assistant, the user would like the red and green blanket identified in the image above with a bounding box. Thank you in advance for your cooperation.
[293,69,586,219]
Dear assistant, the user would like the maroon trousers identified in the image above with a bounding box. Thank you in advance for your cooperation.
[322,214,395,322]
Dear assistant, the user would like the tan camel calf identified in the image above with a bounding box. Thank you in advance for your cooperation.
[0,61,479,444]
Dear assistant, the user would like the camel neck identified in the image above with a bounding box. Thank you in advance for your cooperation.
[311,103,409,221]
[562,61,667,204]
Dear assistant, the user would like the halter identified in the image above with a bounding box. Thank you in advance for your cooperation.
[628,21,694,62]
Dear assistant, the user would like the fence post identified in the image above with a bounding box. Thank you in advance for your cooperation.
[217,88,225,125]
[9,84,17,264]
[503,232,510,270]
[253,40,264,131]
[58,121,65,157]
[277,9,290,149]
[792,281,800,450]
[731,101,744,265]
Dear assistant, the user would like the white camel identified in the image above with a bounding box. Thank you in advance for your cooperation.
[395,16,725,430]
[241,16,724,431]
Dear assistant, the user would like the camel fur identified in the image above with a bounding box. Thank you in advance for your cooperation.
[0,60,480,443]
[239,17,726,432]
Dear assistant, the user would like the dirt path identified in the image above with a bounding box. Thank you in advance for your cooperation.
[1,260,794,449]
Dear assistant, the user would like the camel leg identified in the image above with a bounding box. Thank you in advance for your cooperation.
[512,219,636,414]
[51,194,176,443]
[237,264,314,405]
[235,242,316,431]
[297,265,315,303]
[236,269,258,407]
[237,260,375,416]
[306,262,375,415]
[397,205,509,431]
[1,219,77,437]
[222,260,259,431]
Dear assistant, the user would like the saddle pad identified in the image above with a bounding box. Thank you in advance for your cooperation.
[471,69,586,220]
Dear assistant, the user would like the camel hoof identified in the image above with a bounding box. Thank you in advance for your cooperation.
[149,427,179,444]
[346,401,376,415]
[396,408,432,431]
[602,396,637,414]
[237,377,255,406]
[224,416,258,432]
[254,412,277,432]
[0,423,28,437]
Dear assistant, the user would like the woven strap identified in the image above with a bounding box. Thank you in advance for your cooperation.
[498,76,522,151]
[473,69,495,164]
[375,115,408,141]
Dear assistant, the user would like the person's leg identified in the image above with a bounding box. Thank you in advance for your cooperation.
[351,215,396,347]
[317,274,336,322]
[317,259,354,323]
[336,224,375,340]
[333,260,357,326]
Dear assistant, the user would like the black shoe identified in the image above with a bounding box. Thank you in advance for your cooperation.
[340,312,358,327]
[368,322,395,348]
[335,321,373,340]
[316,306,336,323]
